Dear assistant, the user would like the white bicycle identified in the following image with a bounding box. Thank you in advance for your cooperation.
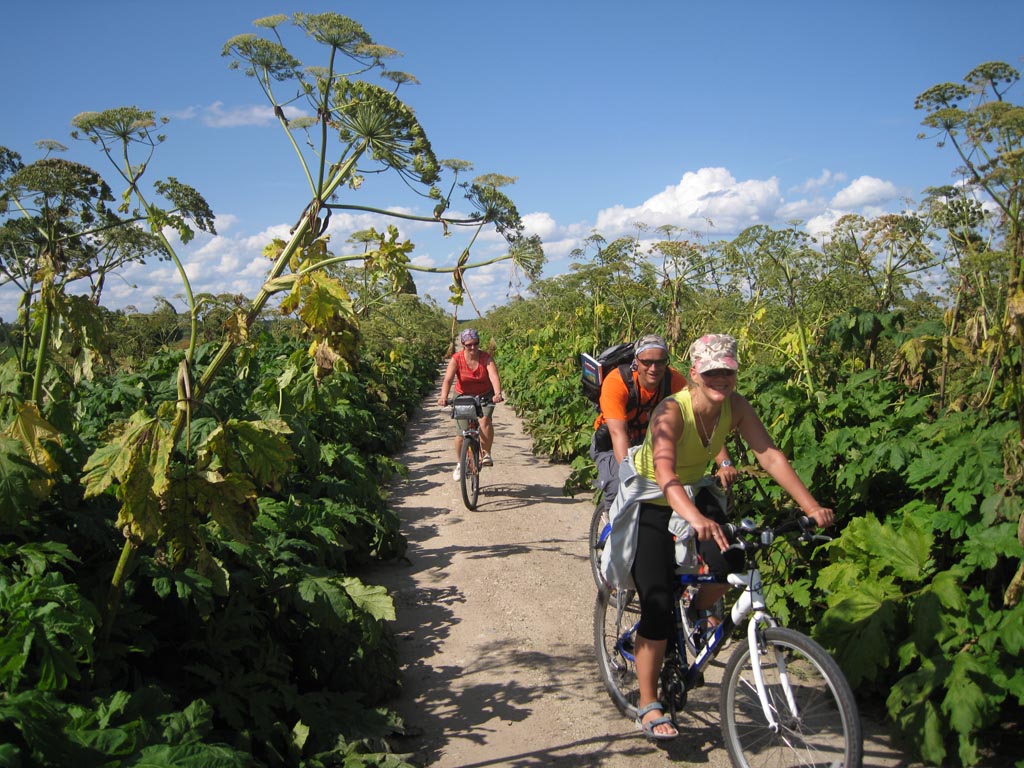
[595,513,863,767]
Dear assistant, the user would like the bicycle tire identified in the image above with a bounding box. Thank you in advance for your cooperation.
[588,503,610,588]
[593,588,641,719]
[720,626,863,768]
[459,437,480,510]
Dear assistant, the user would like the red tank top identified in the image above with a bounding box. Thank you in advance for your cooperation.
[454,350,493,396]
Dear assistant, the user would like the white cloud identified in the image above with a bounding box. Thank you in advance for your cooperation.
[594,167,784,237]
[830,176,900,210]
[0,166,914,320]
[805,210,842,237]
[522,211,557,238]
[177,101,311,129]
[214,213,240,233]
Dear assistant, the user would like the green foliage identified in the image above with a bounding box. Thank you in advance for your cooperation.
[486,196,1023,763]
[0,298,444,766]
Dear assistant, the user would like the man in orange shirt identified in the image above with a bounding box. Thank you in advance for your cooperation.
[590,335,737,508]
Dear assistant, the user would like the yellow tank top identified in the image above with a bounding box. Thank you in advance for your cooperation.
[633,389,732,500]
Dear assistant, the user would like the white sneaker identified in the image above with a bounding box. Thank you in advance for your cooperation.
[480,452,493,467]
[452,463,461,481]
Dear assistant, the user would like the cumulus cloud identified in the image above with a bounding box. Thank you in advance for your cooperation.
[0,166,914,320]
[830,176,900,210]
[522,211,558,239]
[799,176,903,237]
[594,168,784,237]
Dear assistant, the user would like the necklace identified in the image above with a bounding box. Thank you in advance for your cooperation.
[694,405,720,452]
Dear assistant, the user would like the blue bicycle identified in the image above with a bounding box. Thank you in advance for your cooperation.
[590,498,722,658]
[594,513,863,767]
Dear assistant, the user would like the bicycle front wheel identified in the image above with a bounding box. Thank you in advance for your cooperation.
[588,503,610,588]
[593,588,641,719]
[459,437,480,510]
[720,626,862,768]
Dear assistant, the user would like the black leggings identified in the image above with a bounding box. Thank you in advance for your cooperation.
[630,490,745,641]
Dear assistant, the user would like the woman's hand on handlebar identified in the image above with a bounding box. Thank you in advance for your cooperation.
[716,462,739,490]
[803,505,834,529]
[689,513,730,553]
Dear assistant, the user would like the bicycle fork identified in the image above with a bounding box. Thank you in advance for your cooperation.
[728,570,798,734]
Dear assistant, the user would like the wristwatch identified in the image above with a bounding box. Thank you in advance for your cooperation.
[719,459,733,468]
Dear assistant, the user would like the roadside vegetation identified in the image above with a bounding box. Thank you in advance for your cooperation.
[1,8,1020,765]
[484,61,1024,767]
[0,12,539,767]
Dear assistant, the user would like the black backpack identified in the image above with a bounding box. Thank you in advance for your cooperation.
[581,342,635,404]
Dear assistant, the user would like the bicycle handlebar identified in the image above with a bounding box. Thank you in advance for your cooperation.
[722,514,828,553]
[444,395,497,407]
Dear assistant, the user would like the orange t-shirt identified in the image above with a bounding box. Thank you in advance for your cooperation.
[594,366,687,444]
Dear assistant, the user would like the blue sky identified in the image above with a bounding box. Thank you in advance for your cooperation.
[3,1,1022,321]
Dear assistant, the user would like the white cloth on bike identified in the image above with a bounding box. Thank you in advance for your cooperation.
[599,446,722,590]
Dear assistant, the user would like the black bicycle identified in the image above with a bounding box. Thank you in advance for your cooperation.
[595,512,863,767]
[448,394,490,510]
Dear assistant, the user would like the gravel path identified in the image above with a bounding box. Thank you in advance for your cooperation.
[362,381,919,767]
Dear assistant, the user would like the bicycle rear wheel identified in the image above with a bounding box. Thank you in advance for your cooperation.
[459,437,480,510]
[720,626,863,767]
[588,503,610,588]
[593,588,641,719]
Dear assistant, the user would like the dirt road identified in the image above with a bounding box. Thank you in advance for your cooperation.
[363,382,919,767]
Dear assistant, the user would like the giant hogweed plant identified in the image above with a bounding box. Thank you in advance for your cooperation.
[811,409,1023,767]
[57,12,542,639]
[490,294,1024,764]
[1,325,442,765]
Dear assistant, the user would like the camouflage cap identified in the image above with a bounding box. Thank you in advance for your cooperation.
[689,334,739,374]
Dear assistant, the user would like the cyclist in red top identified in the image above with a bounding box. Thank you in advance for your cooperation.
[438,328,505,480]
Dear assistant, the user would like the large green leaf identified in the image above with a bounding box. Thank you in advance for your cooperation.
[959,521,1022,569]
[341,576,395,622]
[197,418,294,491]
[942,652,1000,766]
[295,573,356,630]
[0,437,45,526]
[829,514,934,582]
[888,663,949,765]
[132,742,252,767]
[816,584,900,686]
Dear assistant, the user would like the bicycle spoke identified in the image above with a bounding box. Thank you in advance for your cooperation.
[721,628,861,767]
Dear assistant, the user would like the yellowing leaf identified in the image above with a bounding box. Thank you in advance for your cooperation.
[3,403,61,499]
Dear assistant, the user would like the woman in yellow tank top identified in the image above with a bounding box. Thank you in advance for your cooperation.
[621,334,835,740]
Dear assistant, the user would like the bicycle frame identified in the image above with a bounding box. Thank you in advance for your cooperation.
[613,559,788,730]
[599,514,862,766]
[450,394,491,510]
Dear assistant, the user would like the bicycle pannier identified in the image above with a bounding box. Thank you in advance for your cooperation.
[452,395,482,420]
